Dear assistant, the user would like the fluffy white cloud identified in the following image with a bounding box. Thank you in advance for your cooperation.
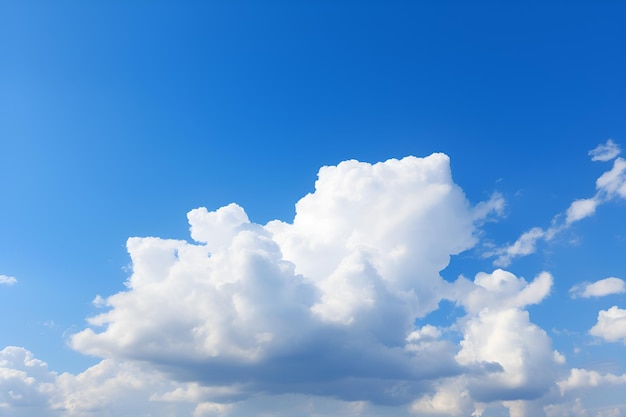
[590,306,626,344]
[69,154,501,407]
[0,346,242,417]
[570,277,626,298]
[450,270,564,415]
[267,154,479,319]
[405,269,562,417]
[0,346,56,416]
[0,275,17,286]
[453,269,552,315]
[455,307,560,402]
[557,368,626,395]
[589,139,621,162]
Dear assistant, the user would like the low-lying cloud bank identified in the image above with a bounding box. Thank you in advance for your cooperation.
[2,150,624,417]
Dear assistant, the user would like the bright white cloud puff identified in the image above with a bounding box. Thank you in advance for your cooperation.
[570,277,626,299]
[590,306,626,344]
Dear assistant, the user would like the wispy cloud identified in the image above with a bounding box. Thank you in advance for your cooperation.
[491,139,625,267]
[589,138,621,162]
[0,275,17,286]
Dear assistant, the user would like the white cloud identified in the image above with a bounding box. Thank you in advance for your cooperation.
[589,139,621,162]
[69,154,502,407]
[52,359,223,417]
[0,153,593,416]
[453,269,552,315]
[0,346,243,417]
[0,346,56,416]
[410,377,473,416]
[557,368,626,395]
[472,192,505,223]
[570,277,626,298]
[448,270,563,414]
[406,325,442,343]
[455,307,560,402]
[0,275,17,286]
[589,306,626,344]
[596,157,626,199]
[267,154,481,319]
[492,227,545,267]
[490,141,625,266]
[565,198,598,224]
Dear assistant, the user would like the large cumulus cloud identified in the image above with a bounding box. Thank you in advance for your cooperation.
[67,154,507,407]
[1,153,599,416]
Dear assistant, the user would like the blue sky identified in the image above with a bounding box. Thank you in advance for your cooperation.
[1,1,625,416]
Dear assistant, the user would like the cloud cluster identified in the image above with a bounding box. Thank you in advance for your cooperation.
[68,155,493,408]
[0,346,55,415]
[1,150,624,416]
[492,139,625,267]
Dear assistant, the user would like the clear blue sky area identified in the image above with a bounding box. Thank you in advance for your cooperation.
[1,2,625,417]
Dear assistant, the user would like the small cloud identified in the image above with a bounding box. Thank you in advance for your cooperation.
[492,227,545,267]
[565,198,598,224]
[0,275,17,286]
[557,368,626,395]
[589,139,621,162]
[406,324,441,343]
[92,295,107,307]
[570,277,625,299]
[589,306,626,344]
